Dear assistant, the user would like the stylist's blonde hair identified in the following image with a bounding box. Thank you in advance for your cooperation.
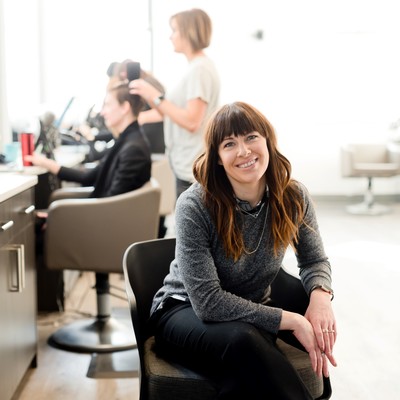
[193,102,306,261]
[171,8,212,52]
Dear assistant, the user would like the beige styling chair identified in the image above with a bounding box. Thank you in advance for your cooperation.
[44,179,161,353]
[341,143,400,215]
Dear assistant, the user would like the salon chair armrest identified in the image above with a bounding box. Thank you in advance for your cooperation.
[49,186,94,203]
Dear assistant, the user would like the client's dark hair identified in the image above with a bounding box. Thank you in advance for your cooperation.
[107,77,146,117]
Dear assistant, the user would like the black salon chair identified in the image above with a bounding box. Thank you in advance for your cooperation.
[123,238,332,400]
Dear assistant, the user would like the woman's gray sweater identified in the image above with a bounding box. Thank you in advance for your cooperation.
[151,181,332,334]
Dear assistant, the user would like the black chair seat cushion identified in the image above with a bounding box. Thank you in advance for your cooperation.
[277,339,323,398]
[145,337,218,399]
[144,336,323,399]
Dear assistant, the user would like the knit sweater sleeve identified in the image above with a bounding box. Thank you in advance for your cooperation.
[175,185,283,334]
[294,182,333,295]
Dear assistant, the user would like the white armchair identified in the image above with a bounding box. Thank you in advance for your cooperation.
[340,143,400,215]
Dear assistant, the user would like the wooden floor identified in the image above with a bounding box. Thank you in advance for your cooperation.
[284,197,400,400]
[13,198,400,400]
[14,272,139,400]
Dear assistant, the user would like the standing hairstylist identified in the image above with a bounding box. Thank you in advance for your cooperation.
[129,8,220,199]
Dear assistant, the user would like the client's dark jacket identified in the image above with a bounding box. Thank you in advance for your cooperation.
[57,121,151,198]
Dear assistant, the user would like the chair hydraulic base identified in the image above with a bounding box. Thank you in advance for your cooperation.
[48,272,136,353]
[346,178,392,216]
[48,316,137,353]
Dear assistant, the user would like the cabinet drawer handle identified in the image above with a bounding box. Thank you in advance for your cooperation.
[5,244,25,292]
[1,220,14,231]
[24,205,35,214]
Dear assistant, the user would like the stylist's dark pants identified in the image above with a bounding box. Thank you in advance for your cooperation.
[153,300,313,400]
[175,177,192,200]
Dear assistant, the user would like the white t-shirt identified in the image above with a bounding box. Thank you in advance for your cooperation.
[164,56,220,182]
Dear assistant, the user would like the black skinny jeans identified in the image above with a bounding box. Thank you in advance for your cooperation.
[153,300,313,400]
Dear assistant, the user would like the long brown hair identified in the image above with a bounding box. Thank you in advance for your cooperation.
[193,102,305,260]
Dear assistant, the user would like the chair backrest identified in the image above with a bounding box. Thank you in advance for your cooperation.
[123,237,176,351]
[341,143,399,177]
[348,143,388,163]
[142,122,165,154]
[388,143,400,172]
[45,179,161,272]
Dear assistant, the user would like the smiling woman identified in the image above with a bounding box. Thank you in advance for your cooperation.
[148,101,336,399]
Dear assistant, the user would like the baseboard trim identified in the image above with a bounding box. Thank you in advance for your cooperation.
[312,193,400,203]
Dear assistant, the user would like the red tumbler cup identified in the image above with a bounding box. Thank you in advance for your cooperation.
[20,132,35,166]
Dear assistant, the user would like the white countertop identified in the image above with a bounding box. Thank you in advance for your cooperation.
[0,145,87,175]
[0,174,38,203]
[0,145,87,202]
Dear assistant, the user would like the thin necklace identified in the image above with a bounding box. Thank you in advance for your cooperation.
[237,201,266,219]
[243,201,269,255]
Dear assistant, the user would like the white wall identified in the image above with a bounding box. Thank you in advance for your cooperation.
[2,0,151,131]
[2,0,400,196]
[2,0,41,139]
[35,0,151,122]
[150,0,400,196]
[0,0,10,149]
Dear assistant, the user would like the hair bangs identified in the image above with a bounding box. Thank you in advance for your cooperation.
[210,103,267,151]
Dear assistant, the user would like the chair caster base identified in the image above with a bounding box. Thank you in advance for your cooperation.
[48,317,137,353]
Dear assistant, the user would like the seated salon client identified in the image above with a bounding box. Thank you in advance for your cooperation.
[149,102,337,399]
[26,76,152,199]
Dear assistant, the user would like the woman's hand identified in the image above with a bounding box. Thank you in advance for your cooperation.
[280,311,327,377]
[24,153,61,175]
[305,289,338,375]
[129,79,161,107]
